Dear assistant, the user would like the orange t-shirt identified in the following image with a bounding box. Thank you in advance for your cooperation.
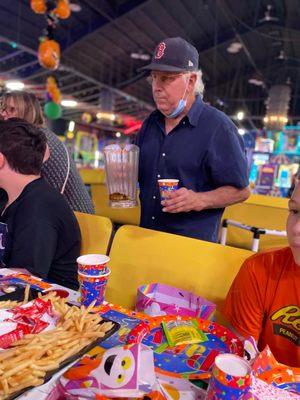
[223,247,300,367]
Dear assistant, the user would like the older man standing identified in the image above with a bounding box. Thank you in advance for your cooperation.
[135,37,250,242]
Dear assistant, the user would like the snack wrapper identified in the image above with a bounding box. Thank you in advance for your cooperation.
[59,343,156,398]
[0,298,56,348]
[162,319,207,347]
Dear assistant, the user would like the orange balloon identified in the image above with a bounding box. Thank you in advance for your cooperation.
[52,91,61,104]
[38,39,61,70]
[54,0,71,19]
[30,0,46,14]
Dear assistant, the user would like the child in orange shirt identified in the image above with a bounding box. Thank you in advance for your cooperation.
[223,185,300,367]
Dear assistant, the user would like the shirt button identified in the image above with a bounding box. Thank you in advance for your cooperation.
[152,216,155,220]
[157,174,161,178]
[162,153,166,157]
[153,196,156,199]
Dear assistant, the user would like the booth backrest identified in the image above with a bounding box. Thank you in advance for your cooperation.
[222,195,288,250]
[74,211,113,255]
[91,184,140,225]
[106,225,252,315]
[90,188,288,251]
[79,168,105,185]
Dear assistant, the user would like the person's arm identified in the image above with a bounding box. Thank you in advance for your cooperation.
[162,185,250,213]
[222,256,265,341]
[6,219,58,280]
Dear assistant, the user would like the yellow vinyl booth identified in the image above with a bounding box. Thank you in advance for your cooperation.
[74,212,113,255]
[91,184,140,226]
[89,184,288,251]
[79,168,105,185]
[222,194,289,251]
[106,225,252,318]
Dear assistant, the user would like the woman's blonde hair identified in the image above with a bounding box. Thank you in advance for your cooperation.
[1,91,45,127]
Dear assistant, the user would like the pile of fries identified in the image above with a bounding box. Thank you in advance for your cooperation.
[0,291,114,399]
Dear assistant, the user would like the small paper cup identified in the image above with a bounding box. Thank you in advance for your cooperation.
[206,354,251,400]
[78,269,111,307]
[158,179,179,201]
[77,254,110,276]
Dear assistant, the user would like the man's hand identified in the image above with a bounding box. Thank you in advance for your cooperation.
[161,185,250,213]
[161,188,207,213]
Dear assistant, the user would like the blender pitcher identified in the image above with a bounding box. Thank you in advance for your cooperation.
[104,144,139,208]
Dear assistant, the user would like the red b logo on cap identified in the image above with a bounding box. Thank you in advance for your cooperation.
[155,42,166,59]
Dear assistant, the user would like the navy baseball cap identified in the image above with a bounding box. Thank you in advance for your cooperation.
[140,37,199,72]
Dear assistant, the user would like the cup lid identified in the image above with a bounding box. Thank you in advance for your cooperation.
[77,254,110,266]
[215,354,251,377]
[157,179,179,183]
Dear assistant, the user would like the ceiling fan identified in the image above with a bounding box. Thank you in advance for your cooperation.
[259,4,279,23]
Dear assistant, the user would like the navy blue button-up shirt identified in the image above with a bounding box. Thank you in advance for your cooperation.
[135,96,249,242]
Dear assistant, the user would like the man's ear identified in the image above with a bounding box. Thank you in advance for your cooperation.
[188,73,197,93]
[0,153,5,169]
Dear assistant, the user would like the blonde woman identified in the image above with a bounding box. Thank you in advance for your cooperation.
[0,91,94,214]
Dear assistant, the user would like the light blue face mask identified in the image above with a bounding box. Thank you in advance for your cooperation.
[166,77,190,119]
[166,98,187,118]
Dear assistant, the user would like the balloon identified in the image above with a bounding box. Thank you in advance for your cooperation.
[46,76,61,104]
[31,0,46,14]
[38,39,60,70]
[54,0,71,19]
[51,90,61,104]
[44,101,62,119]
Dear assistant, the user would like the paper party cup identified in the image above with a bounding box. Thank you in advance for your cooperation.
[206,354,251,399]
[77,254,110,276]
[78,269,111,307]
[158,179,179,201]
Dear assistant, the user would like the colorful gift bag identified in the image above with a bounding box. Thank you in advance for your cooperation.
[252,346,300,395]
[136,283,216,320]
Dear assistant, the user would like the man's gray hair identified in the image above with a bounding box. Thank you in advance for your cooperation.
[194,70,204,97]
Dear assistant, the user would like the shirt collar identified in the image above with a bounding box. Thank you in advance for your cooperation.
[153,95,204,127]
[186,95,204,127]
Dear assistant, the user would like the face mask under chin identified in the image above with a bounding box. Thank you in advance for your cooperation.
[165,76,190,119]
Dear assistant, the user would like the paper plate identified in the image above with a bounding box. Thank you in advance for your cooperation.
[127,315,243,379]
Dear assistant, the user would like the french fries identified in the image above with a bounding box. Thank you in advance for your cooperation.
[0,292,114,399]
[0,301,19,310]
[22,284,30,305]
[0,284,31,309]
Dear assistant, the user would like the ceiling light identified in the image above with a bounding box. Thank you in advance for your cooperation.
[61,99,78,107]
[68,120,75,132]
[248,78,264,86]
[5,81,24,91]
[277,50,285,60]
[227,42,243,54]
[131,52,151,61]
[259,4,279,23]
[237,111,245,121]
[115,132,121,138]
[238,128,246,135]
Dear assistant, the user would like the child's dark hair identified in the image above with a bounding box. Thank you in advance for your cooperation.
[0,118,46,175]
